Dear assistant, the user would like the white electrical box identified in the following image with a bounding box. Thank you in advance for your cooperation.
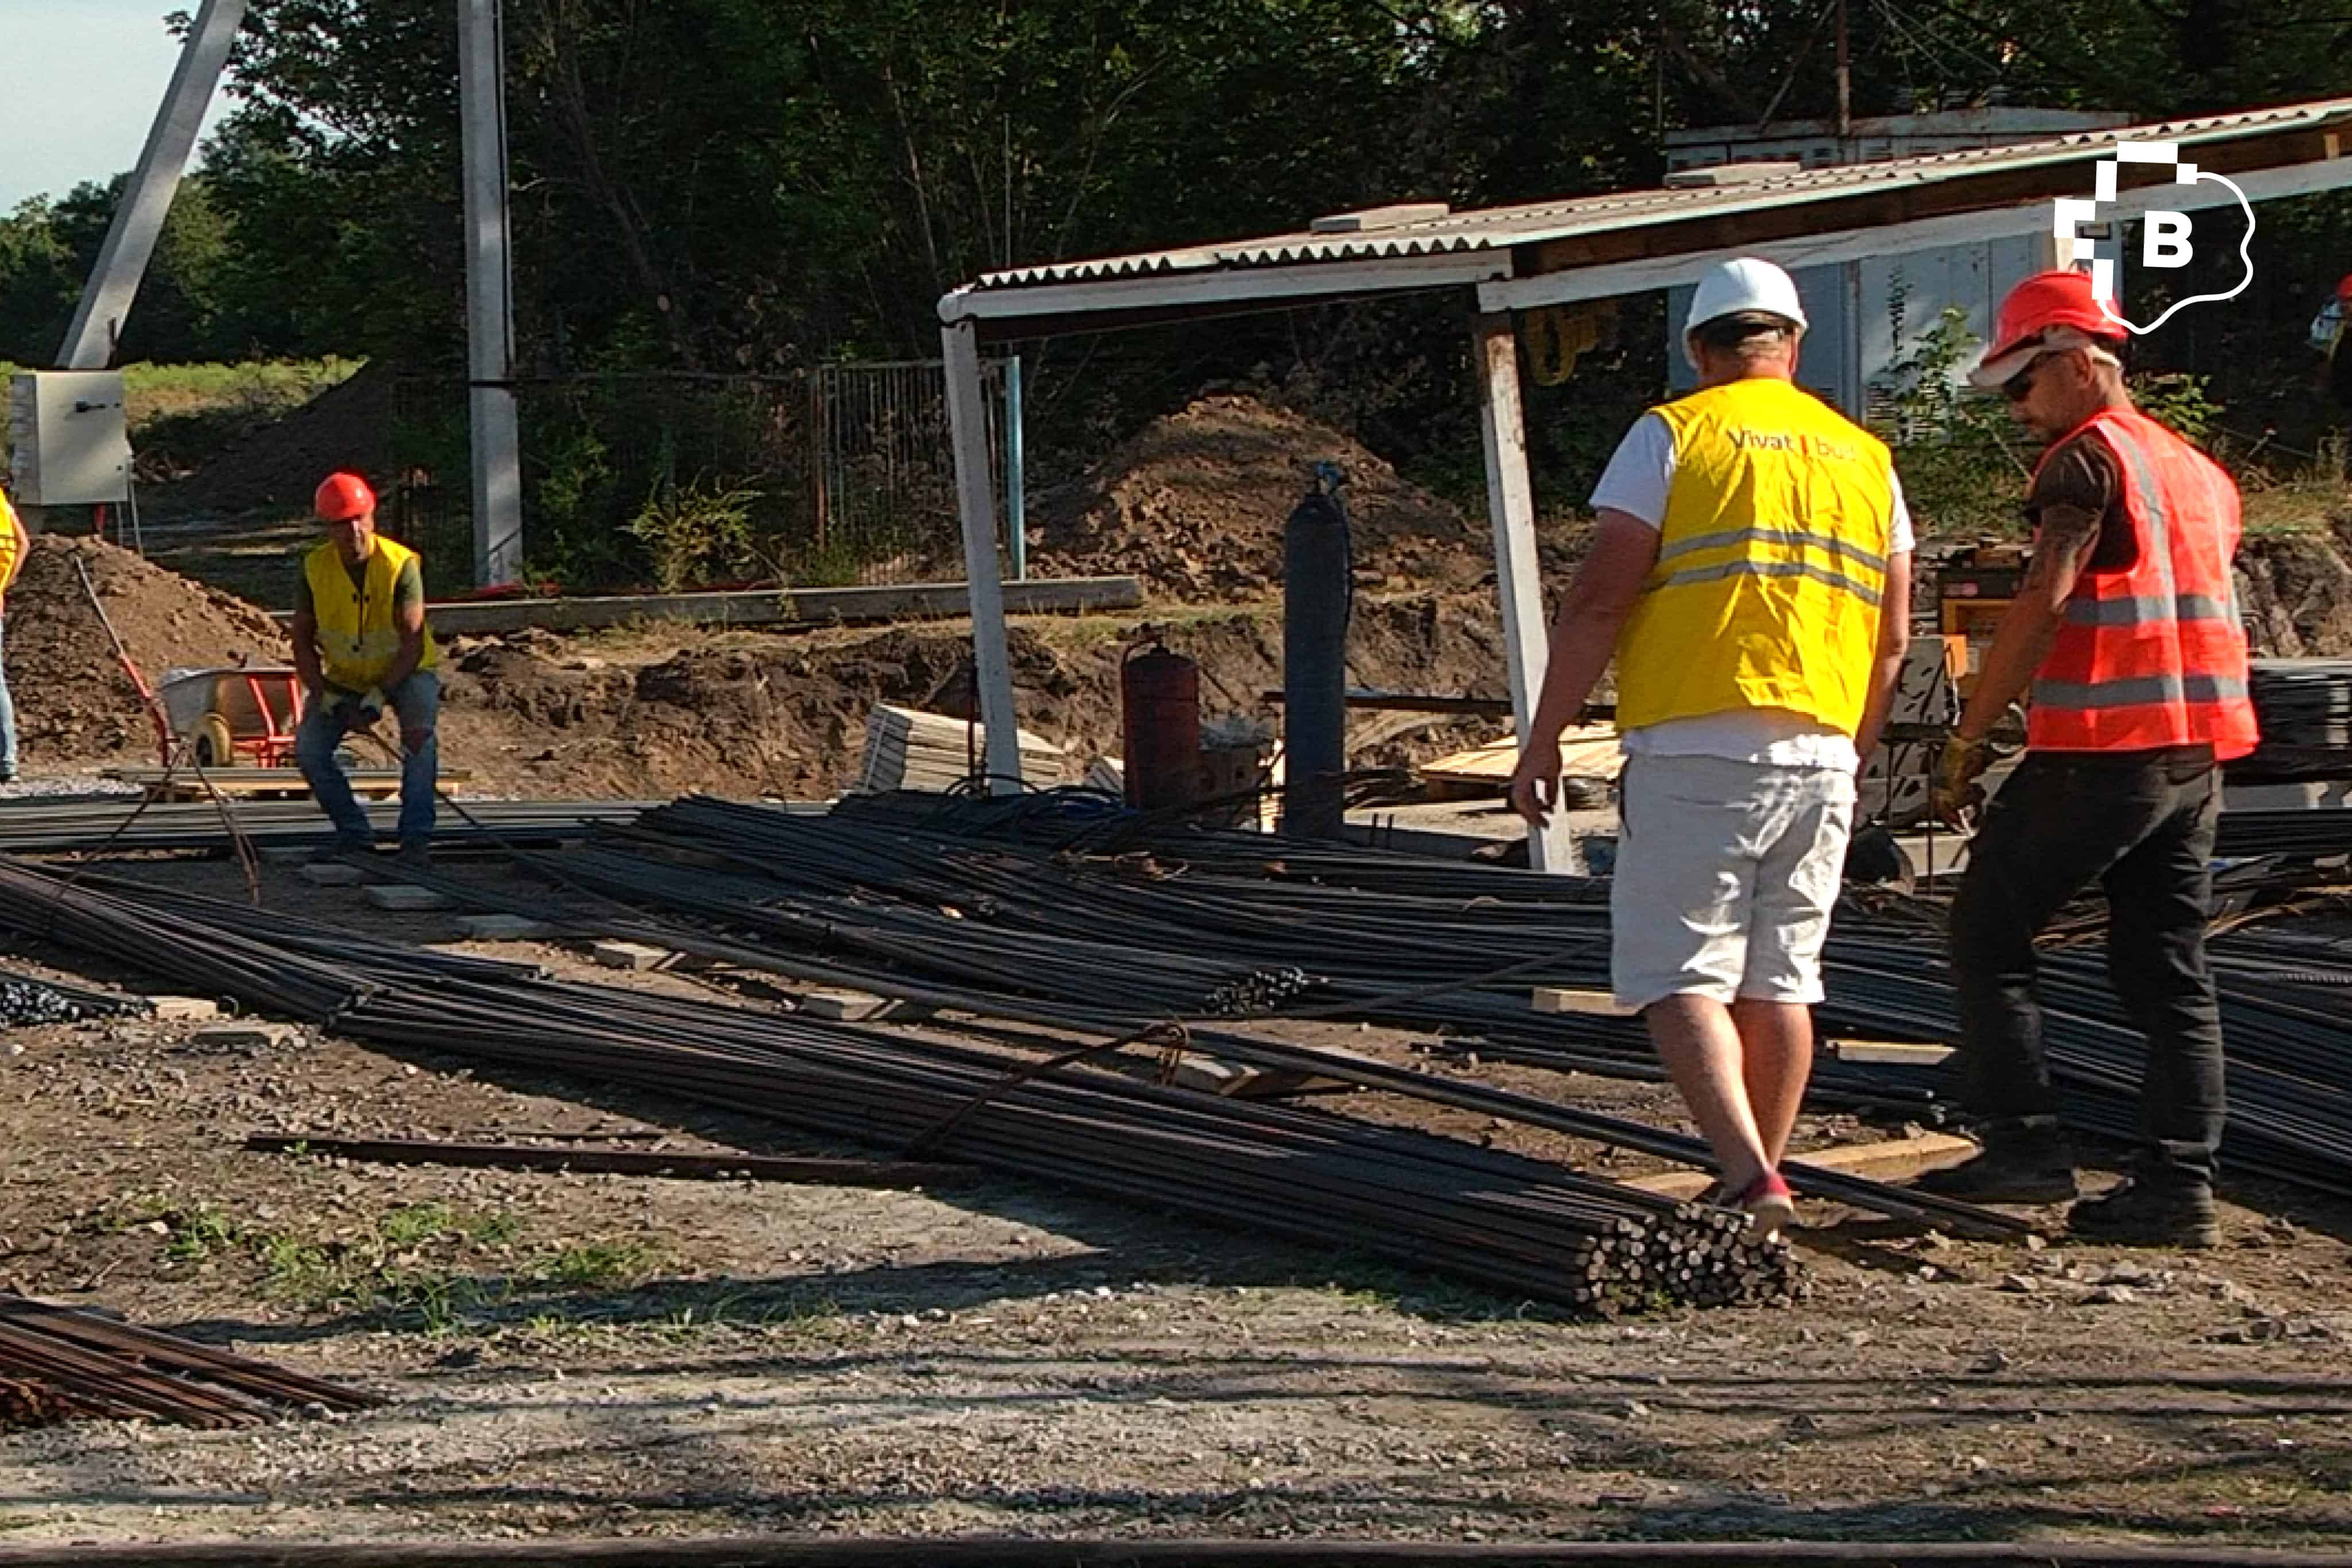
[7,371,132,506]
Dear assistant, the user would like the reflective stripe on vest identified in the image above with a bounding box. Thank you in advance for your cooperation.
[305,535,440,692]
[1612,378,1897,736]
[2025,409,2259,760]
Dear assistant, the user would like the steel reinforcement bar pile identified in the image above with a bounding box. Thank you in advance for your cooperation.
[562,796,2352,1198]
[0,797,652,855]
[348,806,2017,1235]
[0,860,1794,1314]
[0,1293,378,1428]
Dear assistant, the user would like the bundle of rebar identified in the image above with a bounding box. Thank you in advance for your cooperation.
[556,797,2352,1198]
[0,1294,378,1429]
[0,796,652,857]
[0,858,1798,1314]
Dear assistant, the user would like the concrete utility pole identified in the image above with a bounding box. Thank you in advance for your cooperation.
[459,0,525,586]
[59,0,248,370]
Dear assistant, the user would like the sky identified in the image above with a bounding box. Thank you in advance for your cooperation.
[0,1,238,211]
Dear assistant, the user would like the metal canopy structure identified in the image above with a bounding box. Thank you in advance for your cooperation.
[937,95,2352,865]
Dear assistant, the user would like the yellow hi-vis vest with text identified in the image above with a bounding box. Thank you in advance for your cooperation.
[1612,377,1896,736]
[0,489,23,609]
[304,535,439,692]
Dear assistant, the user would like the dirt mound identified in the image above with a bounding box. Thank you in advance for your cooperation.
[1031,394,1485,599]
[153,362,396,517]
[5,536,289,762]
[2239,521,2352,658]
[436,596,1505,799]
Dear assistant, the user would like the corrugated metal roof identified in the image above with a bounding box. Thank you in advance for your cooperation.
[973,98,2352,292]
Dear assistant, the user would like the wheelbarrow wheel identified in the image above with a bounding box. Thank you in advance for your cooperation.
[185,713,236,771]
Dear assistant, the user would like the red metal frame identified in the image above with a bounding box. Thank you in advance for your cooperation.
[157,671,308,769]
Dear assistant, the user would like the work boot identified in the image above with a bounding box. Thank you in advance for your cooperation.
[1912,1117,2079,1205]
[2068,1176,2221,1249]
[309,837,372,865]
[396,839,433,874]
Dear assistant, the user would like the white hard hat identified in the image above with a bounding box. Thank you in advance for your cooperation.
[1684,258,1808,349]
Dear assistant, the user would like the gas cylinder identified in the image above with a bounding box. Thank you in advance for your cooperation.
[1120,641,1202,810]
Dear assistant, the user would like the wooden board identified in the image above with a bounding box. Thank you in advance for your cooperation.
[1418,723,1623,787]
[1531,986,1638,1018]
[1624,1133,1979,1200]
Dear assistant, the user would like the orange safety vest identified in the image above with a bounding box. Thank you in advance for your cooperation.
[2027,408,2259,760]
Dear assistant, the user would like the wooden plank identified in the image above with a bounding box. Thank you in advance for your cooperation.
[1827,1039,1956,1067]
[1624,1133,1979,1199]
[1421,725,1623,786]
[1532,986,1638,1018]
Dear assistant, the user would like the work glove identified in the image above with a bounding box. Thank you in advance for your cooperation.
[1931,733,1994,827]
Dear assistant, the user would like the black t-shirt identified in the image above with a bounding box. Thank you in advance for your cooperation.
[2024,433,2137,573]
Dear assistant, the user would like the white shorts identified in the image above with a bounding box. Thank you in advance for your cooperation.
[1610,753,1856,1012]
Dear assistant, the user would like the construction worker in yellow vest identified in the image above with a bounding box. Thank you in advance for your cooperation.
[0,482,25,784]
[291,472,441,866]
[1509,258,1916,1237]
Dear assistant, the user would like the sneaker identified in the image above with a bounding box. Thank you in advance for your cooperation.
[1731,1170,1797,1240]
[1913,1120,2079,1205]
[2068,1178,2221,1249]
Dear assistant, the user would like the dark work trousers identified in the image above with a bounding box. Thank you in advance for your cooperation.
[1948,746,2226,1185]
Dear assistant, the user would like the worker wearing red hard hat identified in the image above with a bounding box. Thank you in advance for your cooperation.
[1510,257,1916,1240]
[289,472,443,866]
[1920,268,2257,1248]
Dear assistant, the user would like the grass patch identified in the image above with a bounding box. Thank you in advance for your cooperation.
[141,1198,671,1334]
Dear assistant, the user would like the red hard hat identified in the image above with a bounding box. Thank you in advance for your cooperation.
[2336,272,2352,301]
[1970,270,2125,389]
[314,472,376,522]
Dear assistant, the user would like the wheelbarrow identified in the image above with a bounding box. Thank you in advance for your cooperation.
[155,664,308,769]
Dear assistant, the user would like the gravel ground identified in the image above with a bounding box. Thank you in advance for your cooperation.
[0,855,2344,1550]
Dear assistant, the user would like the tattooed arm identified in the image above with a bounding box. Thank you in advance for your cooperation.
[1953,500,2104,743]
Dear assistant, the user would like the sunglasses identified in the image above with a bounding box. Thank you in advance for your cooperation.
[1999,354,2053,402]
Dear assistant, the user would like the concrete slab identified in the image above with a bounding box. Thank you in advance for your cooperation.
[455,913,552,941]
[363,884,453,912]
[299,862,367,886]
[592,940,672,971]
[191,1022,303,1050]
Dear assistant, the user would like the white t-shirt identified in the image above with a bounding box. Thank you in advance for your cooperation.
[1589,411,1916,771]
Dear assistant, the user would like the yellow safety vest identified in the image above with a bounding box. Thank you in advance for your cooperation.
[0,489,24,608]
[1612,377,1897,737]
[304,535,439,692]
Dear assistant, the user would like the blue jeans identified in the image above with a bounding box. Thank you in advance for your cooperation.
[0,613,16,780]
[295,670,440,847]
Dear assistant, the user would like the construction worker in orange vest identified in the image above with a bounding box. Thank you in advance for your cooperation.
[1924,270,2258,1248]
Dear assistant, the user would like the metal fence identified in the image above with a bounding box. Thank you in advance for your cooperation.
[387,359,1020,594]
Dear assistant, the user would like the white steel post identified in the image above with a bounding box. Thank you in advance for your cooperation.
[58,0,248,370]
[459,0,525,586]
[1473,314,1579,874]
[942,322,1023,792]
